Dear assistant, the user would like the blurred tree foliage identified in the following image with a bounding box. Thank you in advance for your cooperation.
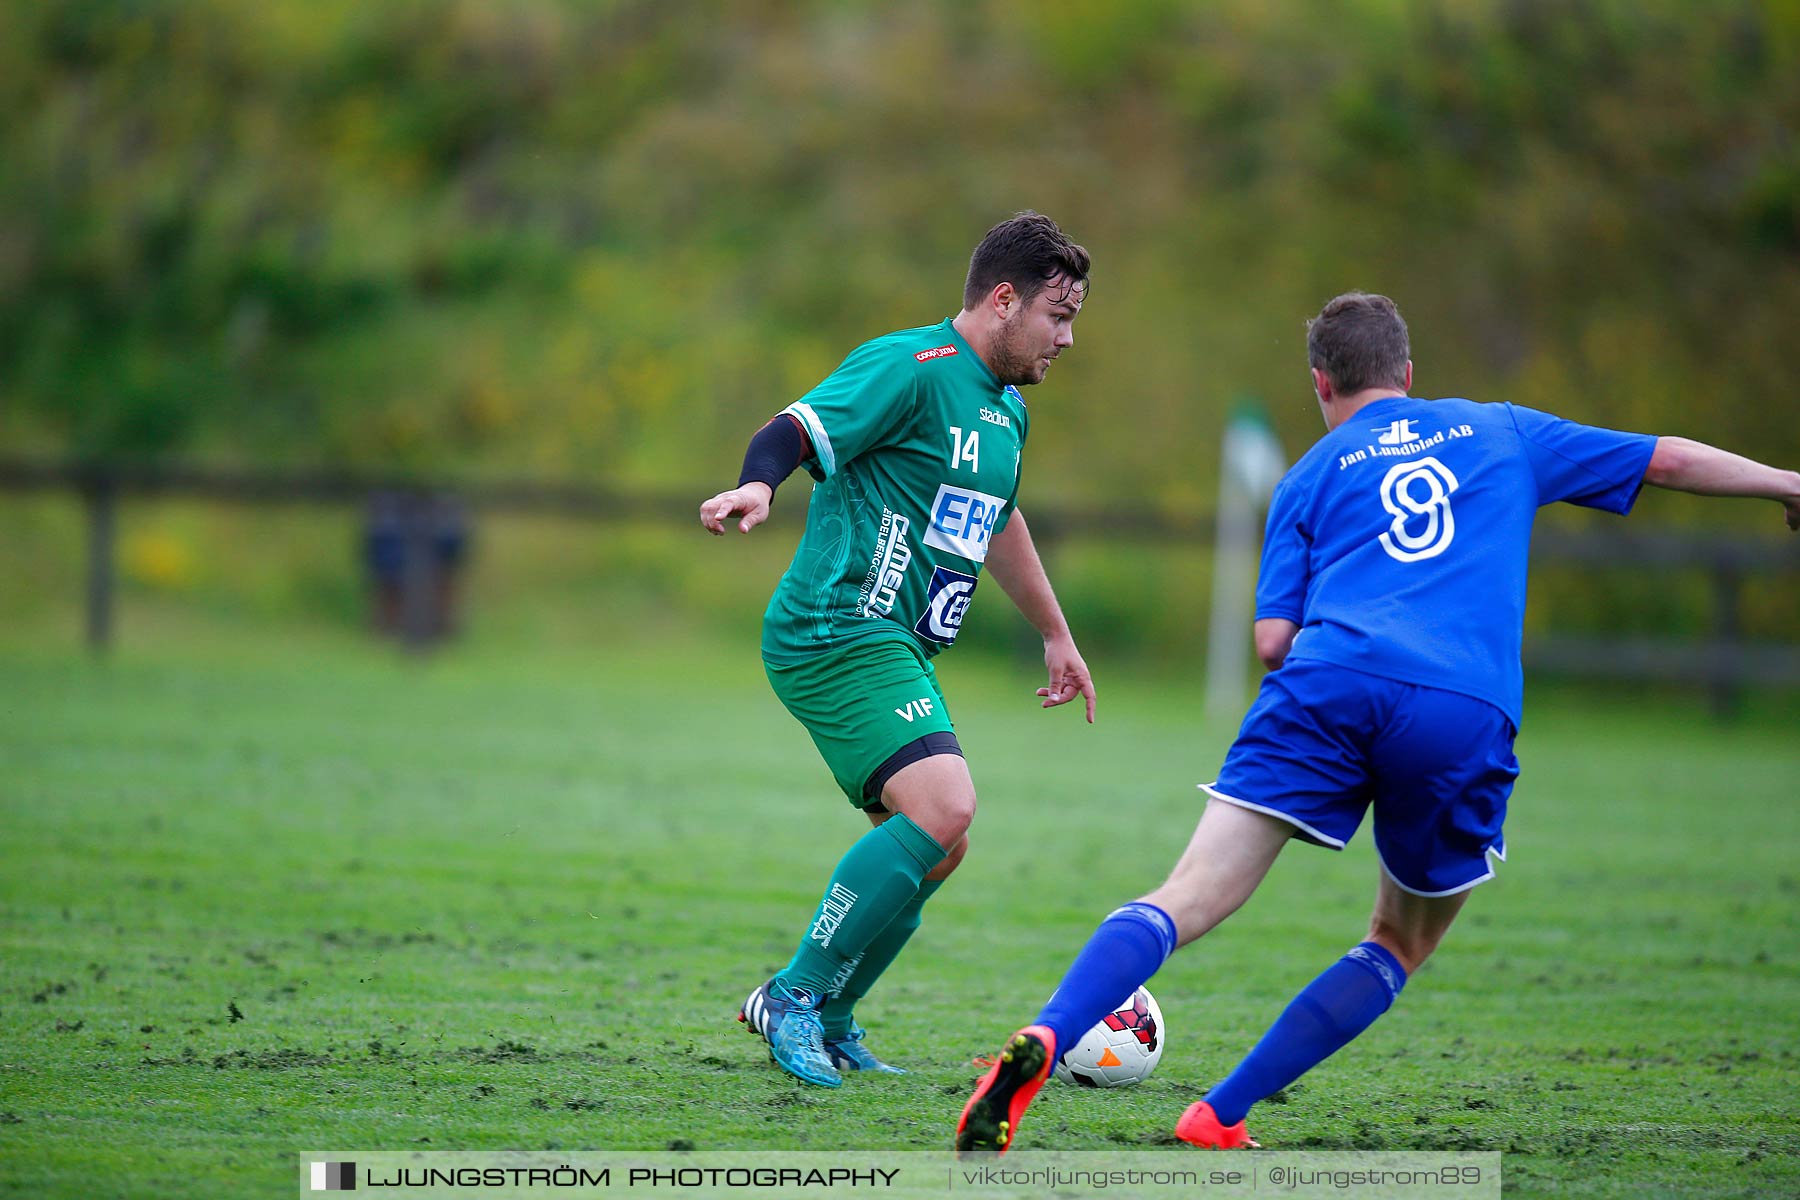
[2,0,1797,521]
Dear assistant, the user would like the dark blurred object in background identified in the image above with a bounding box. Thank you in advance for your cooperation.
[364,492,469,647]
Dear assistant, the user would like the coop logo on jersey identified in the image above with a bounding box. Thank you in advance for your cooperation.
[914,344,958,362]
[922,484,1006,563]
[857,510,913,617]
[1376,419,1422,446]
[914,566,978,645]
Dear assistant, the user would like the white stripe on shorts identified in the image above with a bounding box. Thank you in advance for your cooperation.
[1374,842,1506,898]
[1198,782,1347,850]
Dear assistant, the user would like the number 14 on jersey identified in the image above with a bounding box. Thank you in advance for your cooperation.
[948,427,980,472]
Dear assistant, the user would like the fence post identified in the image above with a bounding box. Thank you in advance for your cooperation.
[399,492,436,650]
[83,473,118,653]
[1710,564,1742,719]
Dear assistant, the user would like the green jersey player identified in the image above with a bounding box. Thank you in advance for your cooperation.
[700,213,1098,1087]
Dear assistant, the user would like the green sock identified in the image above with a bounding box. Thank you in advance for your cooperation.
[820,878,943,1040]
[778,814,946,999]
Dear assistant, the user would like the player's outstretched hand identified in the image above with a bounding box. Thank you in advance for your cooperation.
[1784,493,1799,532]
[699,483,774,536]
[1036,633,1096,723]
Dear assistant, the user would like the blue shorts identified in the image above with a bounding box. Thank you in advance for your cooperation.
[1206,660,1519,897]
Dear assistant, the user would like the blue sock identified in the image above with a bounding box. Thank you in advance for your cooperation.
[1204,941,1408,1126]
[1034,902,1178,1055]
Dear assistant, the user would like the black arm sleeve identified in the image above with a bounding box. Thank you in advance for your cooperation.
[737,415,807,496]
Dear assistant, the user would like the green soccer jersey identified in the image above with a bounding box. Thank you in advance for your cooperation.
[761,319,1031,666]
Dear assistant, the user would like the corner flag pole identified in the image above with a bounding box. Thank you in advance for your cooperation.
[1205,400,1286,725]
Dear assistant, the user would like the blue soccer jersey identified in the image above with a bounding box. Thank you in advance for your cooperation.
[1257,397,1657,726]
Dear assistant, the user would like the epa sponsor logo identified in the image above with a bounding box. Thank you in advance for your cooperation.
[977,407,1012,429]
[914,345,958,362]
[914,566,978,645]
[922,484,1007,562]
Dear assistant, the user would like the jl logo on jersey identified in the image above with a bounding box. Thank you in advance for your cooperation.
[1376,419,1423,446]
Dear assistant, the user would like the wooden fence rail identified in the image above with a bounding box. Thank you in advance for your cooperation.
[2,457,1795,712]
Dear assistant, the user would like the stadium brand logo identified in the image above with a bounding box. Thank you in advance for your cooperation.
[858,510,912,617]
[914,345,958,362]
[827,952,864,996]
[310,1162,356,1191]
[1376,419,1422,446]
[921,484,1007,563]
[808,883,859,947]
[977,407,1011,429]
[914,566,977,645]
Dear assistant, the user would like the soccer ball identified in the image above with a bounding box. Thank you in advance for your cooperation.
[1052,986,1164,1087]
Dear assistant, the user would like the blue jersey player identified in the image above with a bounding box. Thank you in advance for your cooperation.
[957,292,1800,1154]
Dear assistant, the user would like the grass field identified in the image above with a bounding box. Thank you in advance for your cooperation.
[1,617,1797,1198]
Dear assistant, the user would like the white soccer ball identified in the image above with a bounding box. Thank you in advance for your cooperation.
[1052,986,1164,1087]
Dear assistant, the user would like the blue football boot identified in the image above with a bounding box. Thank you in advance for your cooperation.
[823,1021,906,1075]
[738,978,841,1088]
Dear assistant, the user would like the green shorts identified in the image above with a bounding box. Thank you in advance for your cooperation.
[765,634,956,807]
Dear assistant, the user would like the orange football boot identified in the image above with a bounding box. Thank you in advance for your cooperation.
[1174,1100,1261,1149]
[955,1026,1055,1154]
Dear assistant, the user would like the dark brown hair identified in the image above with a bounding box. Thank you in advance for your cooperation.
[963,212,1090,310]
[1306,292,1410,395]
